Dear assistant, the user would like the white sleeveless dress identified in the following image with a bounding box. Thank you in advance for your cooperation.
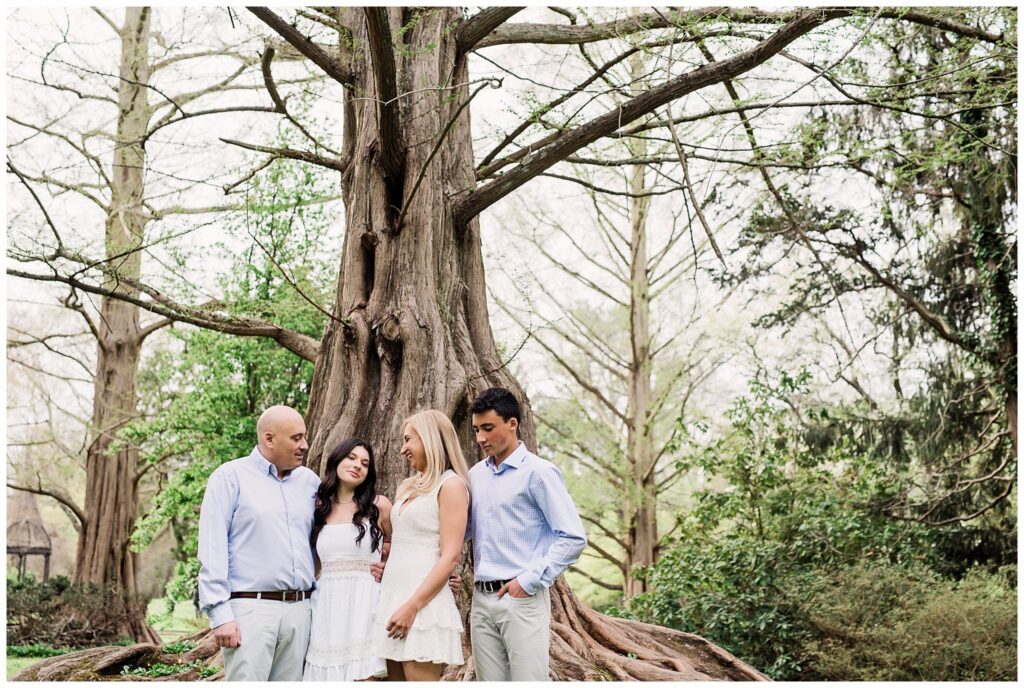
[374,470,464,665]
[303,521,388,681]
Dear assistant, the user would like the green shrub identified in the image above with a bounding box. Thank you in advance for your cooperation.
[626,537,809,678]
[6,577,150,648]
[6,643,69,657]
[119,659,219,679]
[795,561,1016,681]
[121,660,200,677]
[618,370,1003,679]
[197,664,221,678]
[162,639,196,654]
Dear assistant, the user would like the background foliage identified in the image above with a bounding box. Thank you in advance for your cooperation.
[613,371,1016,680]
[126,157,335,607]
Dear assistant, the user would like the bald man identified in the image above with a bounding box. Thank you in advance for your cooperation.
[198,406,320,681]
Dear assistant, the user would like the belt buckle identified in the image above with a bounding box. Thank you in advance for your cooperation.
[284,590,296,602]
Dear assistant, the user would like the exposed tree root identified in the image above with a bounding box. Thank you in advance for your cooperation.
[445,578,768,681]
[16,580,765,682]
[12,628,222,682]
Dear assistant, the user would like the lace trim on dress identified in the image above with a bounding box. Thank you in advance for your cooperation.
[305,638,378,664]
[321,559,373,573]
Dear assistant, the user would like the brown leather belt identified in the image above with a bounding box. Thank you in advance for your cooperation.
[474,579,511,593]
[229,589,313,602]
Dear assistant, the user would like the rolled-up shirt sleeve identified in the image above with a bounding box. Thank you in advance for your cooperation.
[198,468,236,628]
[515,465,587,594]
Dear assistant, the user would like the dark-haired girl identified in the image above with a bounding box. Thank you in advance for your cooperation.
[302,439,392,681]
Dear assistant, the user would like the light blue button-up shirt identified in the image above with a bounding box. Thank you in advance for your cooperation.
[467,441,587,594]
[197,446,320,628]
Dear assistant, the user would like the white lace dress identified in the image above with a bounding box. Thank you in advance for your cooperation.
[374,470,464,665]
[303,521,387,681]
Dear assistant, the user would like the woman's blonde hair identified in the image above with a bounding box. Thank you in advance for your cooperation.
[395,409,471,504]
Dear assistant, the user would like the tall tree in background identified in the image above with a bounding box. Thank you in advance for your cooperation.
[496,62,728,596]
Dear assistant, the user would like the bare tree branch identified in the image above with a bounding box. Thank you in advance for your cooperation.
[221,138,350,173]
[6,157,109,213]
[454,9,850,225]
[248,6,355,84]
[246,227,344,326]
[474,7,1005,50]
[7,328,95,379]
[145,105,278,142]
[7,158,67,254]
[456,7,524,55]
[579,513,628,550]
[261,46,342,155]
[8,267,321,363]
[585,539,628,573]
[92,8,121,37]
[137,317,174,342]
[534,412,625,488]
[666,108,725,265]
[568,564,623,591]
[7,481,86,530]
[846,242,981,359]
[474,7,798,49]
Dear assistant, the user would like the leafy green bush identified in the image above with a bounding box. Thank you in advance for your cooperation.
[795,561,1016,681]
[6,577,149,648]
[622,371,1016,680]
[621,370,942,677]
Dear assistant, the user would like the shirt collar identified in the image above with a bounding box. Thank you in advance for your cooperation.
[249,446,286,479]
[485,441,527,473]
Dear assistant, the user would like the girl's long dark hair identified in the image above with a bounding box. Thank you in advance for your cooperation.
[311,438,382,554]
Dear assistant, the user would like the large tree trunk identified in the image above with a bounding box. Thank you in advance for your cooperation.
[302,7,764,680]
[74,7,159,644]
[303,6,533,490]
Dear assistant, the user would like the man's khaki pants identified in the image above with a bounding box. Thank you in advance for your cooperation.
[470,587,551,681]
[222,597,311,681]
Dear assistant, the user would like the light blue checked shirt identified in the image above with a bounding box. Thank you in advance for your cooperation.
[467,441,587,594]
[197,447,320,628]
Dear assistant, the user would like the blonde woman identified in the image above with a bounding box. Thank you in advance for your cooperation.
[374,410,470,681]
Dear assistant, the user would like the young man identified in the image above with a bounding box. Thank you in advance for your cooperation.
[197,405,319,681]
[467,387,587,681]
